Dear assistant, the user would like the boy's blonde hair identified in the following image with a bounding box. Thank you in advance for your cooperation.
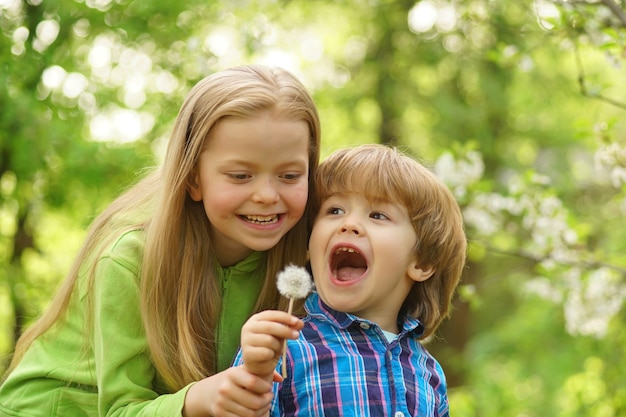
[7,65,320,390]
[311,144,465,339]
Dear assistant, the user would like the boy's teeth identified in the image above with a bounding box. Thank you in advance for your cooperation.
[335,247,358,254]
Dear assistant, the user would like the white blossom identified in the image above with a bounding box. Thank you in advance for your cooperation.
[594,142,626,188]
[563,268,626,338]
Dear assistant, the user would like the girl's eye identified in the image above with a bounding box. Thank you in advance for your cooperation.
[327,207,344,215]
[280,173,303,181]
[228,173,251,180]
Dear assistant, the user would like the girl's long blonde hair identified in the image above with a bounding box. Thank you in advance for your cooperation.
[6,65,320,391]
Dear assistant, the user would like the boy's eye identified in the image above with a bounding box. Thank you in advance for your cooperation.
[370,212,389,220]
[327,207,344,215]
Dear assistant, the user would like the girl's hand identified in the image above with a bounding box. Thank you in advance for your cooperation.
[183,366,274,417]
[240,310,303,378]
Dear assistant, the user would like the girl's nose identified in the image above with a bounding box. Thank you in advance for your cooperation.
[252,179,280,204]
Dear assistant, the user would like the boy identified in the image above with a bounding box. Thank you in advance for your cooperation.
[235,144,467,416]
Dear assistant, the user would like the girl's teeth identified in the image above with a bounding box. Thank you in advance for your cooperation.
[244,215,278,224]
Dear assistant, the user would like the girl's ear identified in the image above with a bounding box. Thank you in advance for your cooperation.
[407,261,435,282]
[187,172,202,201]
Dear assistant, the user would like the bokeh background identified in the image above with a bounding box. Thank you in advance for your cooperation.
[1,1,625,415]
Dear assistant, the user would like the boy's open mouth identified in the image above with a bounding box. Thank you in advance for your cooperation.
[331,247,367,281]
[241,214,279,224]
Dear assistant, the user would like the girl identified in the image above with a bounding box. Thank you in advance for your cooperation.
[0,65,320,417]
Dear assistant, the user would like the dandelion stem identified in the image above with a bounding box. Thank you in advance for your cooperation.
[282,298,295,378]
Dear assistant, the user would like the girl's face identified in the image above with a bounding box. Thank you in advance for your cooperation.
[189,112,310,267]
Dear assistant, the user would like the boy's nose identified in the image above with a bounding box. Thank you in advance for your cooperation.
[341,226,360,235]
[340,217,363,235]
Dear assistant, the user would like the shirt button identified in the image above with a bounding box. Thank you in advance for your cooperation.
[394,412,405,417]
[359,322,370,330]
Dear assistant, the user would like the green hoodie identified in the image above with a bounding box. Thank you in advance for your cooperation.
[0,229,265,417]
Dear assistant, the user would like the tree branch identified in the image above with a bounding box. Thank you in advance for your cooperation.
[599,0,626,28]
[574,42,626,110]
[478,241,626,278]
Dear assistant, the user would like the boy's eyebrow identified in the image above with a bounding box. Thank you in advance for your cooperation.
[321,191,345,199]
[322,192,394,203]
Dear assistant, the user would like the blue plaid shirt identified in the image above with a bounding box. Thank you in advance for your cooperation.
[233,292,449,416]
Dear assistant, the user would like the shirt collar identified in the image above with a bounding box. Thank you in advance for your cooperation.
[304,292,425,338]
[216,251,265,278]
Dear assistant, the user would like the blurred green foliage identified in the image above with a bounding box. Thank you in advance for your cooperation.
[1,1,625,415]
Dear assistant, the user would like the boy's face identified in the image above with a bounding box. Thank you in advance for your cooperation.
[308,192,433,333]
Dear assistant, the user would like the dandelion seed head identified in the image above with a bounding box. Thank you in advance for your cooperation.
[277,264,313,299]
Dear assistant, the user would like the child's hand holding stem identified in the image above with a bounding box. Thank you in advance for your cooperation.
[240,310,303,382]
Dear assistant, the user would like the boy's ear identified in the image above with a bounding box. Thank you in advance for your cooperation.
[187,172,202,201]
[407,261,435,282]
